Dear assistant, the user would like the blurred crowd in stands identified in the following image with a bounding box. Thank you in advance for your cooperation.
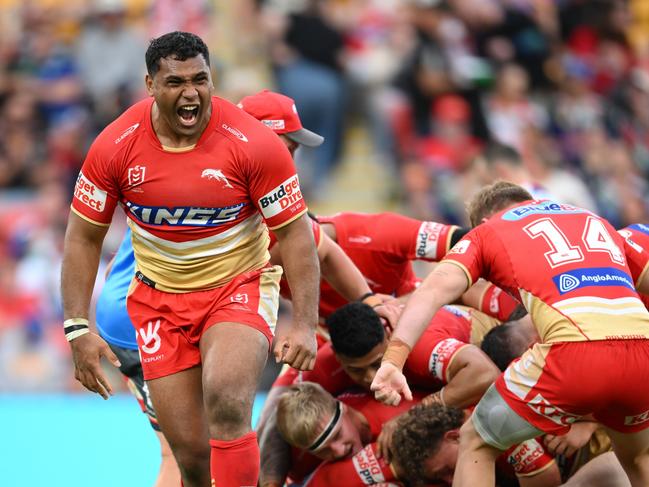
[1,0,649,392]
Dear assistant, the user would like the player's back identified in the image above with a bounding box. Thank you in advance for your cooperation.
[471,201,649,343]
[317,212,456,316]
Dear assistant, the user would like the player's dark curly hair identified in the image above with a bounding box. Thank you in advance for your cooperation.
[326,302,384,358]
[145,31,210,76]
[391,404,464,485]
[467,180,532,227]
[481,322,522,372]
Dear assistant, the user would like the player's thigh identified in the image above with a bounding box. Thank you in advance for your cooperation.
[560,452,631,487]
[146,366,209,453]
[199,322,269,410]
[605,426,649,466]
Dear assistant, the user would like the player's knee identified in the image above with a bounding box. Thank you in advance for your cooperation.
[205,390,251,429]
[172,443,209,483]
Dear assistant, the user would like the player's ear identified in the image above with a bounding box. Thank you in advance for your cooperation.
[445,428,460,443]
[481,217,489,224]
[145,74,154,96]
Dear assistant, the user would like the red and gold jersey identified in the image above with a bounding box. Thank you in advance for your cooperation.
[303,443,400,487]
[475,282,523,323]
[274,305,498,393]
[444,201,649,343]
[317,212,458,317]
[71,97,306,292]
[619,224,649,309]
[287,391,422,484]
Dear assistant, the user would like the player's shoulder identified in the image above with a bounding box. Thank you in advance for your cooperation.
[91,98,151,156]
[215,96,281,145]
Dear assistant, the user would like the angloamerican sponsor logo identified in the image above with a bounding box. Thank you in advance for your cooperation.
[416,221,444,258]
[428,338,463,380]
[258,175,303,219]
[352,444,385,485]
[74,172,107,212]
[552,267,635,295]
[507,439,545,474]
[502,201,589,221]
[125,201,244,226]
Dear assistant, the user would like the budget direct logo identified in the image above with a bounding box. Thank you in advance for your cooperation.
[429,338,463,380]
[352,444,385,485]
[501,201,589,221]
[416,221,444,258]
[74,172,107,212]
[507,439,545,474]
[258,175,302,219]
[552,267,635,295]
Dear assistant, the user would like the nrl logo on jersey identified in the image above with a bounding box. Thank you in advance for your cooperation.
[128,165,146,187]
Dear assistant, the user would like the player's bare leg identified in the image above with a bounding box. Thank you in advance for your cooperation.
[200,322,269,487]
[605,427,649,487]
[452,418,501,487]
[561,452,631,487]
[147,366,210,487]
[154,430,182,487]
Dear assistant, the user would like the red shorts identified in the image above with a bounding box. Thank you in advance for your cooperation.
[126,265,282,380]
[496,340,649,435]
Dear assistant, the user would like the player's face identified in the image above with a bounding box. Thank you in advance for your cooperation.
[146,54,214,138]
[336,340,387,390]
[278,134,299,157]
[312,408,363,461]
[421,436,459,486]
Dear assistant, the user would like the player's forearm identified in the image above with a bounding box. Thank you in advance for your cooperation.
[276,217,320,327]
[443,361,499,408]
[394,263,468,348]
[259,413,292,487]
[61,227,104,319]
[320,241,371,303]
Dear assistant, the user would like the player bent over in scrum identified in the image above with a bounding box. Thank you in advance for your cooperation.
[372,181,649,487]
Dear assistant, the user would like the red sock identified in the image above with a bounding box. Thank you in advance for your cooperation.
[209,431,259,487]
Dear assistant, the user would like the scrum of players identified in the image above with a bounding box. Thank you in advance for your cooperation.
[68,32,649,487]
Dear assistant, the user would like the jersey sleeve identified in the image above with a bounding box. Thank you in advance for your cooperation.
[623,236,649,287]
[479,283,523,322]
[406,334,469,384]
[70,138,120,225]
[503,439,555,478]
[246,131,307,230]
[412,220,459,261]
[304,443,397,487]
[312,218,323,249]
[441,227,487,288]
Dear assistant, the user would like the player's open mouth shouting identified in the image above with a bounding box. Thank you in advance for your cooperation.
[177,104,199,127]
